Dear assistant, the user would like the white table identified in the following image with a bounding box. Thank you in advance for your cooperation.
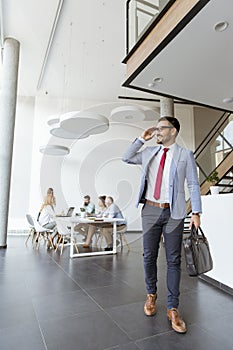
[66,217,122,258]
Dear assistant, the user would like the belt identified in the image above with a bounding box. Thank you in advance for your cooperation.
[146,200,170,209]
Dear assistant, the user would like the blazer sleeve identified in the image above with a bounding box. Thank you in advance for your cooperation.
[122,138,144,165]
[185,150,202,213]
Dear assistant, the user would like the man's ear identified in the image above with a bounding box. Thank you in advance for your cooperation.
[171,127,177,137]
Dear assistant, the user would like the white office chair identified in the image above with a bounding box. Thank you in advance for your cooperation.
[117,221,130,252]
[55,220,79,256]
[26,214,55,250]
[25,214,37,245]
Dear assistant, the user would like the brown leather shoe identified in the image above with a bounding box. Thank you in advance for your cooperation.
[167,308,187,333]
[144,294,157,316]
[82,243,90,248]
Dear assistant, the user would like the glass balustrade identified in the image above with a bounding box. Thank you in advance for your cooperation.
[127,0,170,53]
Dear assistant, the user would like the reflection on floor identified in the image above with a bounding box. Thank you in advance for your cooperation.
[0,234,232,350]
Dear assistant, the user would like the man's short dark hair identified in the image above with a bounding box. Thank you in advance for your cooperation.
[84,195,90,200]
[158,116,180,133]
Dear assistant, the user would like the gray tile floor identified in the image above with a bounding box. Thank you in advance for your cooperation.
[0,234,232,350]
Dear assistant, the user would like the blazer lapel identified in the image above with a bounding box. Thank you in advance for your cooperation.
[170,144,183,181]
[144,146,161,174]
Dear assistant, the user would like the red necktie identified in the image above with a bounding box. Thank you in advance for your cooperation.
[154,148,169,200]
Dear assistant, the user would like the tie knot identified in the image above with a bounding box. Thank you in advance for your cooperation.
[163,148,169,154]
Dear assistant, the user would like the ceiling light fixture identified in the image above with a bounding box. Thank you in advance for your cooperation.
[49,123,89,139]
[47,112,90,139]
[110,105,145,122]
[60,111,109,136]
[214,21,229,32]
[39,145,70,156]
[47,115,60,126]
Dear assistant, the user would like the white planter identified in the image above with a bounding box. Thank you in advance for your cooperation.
[80,211,86,218]
[210,186,220,195]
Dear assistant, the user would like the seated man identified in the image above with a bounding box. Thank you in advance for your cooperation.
[74,195,95,239]
[82,195,95,215]
[83,195,107,248]
[101,196,126,250]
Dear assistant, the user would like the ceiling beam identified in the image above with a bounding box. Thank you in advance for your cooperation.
[37,0,64,90]
[0,0,4,60]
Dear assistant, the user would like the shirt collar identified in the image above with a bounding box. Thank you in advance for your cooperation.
[161,142,176,150]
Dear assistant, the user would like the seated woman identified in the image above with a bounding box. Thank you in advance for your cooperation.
[38,193,58,248]
[47,187,56,206]
[37,188,56,221]
[101,196,126,250]
[83,195,107,248]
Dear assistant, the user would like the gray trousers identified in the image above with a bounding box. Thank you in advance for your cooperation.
[141,203,184,309]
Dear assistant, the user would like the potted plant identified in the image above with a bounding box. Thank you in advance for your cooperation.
[206,170,220,194]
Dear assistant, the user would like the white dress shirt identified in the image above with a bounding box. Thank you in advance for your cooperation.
[38,205,56,226]
[145,143,175,203]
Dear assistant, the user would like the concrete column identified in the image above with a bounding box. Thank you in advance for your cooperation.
[160,97,174,117]
[0,38,20,248]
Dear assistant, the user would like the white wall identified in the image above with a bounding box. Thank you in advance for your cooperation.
[201,194,233,289]
[9,97,195,231]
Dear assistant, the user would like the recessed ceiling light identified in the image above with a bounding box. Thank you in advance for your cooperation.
[214,21,229,32]
[223,97,233,104]
[148,77,163,88]
[153,77,163,83]
[148,82,155,88]
[125,115,133,119]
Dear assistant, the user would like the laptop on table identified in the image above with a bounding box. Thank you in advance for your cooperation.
[56,207,75,217]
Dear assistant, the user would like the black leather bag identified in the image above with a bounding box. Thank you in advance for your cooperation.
[183,225,213,276]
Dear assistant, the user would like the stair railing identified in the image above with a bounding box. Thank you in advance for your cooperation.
[194,112,233,185]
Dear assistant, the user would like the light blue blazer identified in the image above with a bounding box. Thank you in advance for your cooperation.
[122,138,202,219]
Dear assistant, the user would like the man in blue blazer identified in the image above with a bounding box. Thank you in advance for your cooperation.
[122,116,202,333]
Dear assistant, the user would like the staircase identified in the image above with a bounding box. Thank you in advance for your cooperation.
[186,112,233,214]
[218,166,233,193]
[199,150,233,196]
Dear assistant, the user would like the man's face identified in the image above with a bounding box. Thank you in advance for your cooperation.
[155,120,176,145]
[84,197,90,206]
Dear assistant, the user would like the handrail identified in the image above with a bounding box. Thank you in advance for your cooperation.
[200,149,233,186]
[193,110,233,187]
[194,111,230,157]
[191,111,233,198]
